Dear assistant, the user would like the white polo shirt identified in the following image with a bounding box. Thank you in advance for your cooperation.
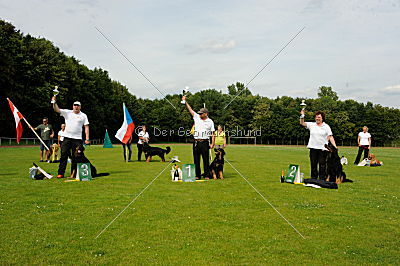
[58,130,65,141]
[359,132,371,146]
[59,109,89,140]
[193,113,215,140]
[138,131,149,144]
[306,122,333,150]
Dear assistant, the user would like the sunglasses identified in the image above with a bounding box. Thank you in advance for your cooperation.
[73,104,80,106]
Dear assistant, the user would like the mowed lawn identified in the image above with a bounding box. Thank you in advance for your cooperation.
[0,144,398,264]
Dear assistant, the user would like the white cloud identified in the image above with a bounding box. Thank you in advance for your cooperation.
[185,39,236,54]
[380,84,400,93]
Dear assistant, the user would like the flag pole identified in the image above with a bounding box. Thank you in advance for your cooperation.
[22,117,50,151]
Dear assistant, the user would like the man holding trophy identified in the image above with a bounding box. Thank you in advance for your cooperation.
[51,87,90,178]
[182,88,215,180]
[299,100,337,180]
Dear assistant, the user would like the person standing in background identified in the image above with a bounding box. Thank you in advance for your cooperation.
[58,124,66,147]
[122,135,133,162]
[214,125,227,149]
[137,125,149,161]
[354,126,372,165]
[31,117,54,162]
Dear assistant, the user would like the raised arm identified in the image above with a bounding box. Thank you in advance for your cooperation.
[299,109,307,127]
[52,96,61,113]
[182,96,195,116]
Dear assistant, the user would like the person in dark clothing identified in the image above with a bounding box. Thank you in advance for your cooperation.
[182,95,215,180]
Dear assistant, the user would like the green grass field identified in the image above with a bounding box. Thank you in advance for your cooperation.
[0,144,398,264]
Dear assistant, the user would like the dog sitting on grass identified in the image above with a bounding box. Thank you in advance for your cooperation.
[368,153,382,166]
[70,144,97,178]
[50,143,60,162]
[143,143,171,162]
[325,143,352,184]
[208,148,225,179]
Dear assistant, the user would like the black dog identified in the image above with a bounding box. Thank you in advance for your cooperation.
[325,143,351,183]
[71,144,109,178]
[209,148,225,179]
[143,143,171,162]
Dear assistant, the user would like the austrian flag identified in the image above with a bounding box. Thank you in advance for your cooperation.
[7,98,24,143]
[115,103,135,144]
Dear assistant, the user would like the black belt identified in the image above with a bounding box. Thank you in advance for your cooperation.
[194,139,209,142]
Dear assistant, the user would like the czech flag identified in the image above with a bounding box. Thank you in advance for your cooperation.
[7,98,24,143]
[115,103,135,144]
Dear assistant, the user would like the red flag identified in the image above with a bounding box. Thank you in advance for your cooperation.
[7,98,24,143]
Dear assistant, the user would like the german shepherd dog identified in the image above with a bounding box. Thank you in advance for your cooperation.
[143,143,171,162]
[209,148,225,179]
[70,144,109,178]
[325,143,351,184]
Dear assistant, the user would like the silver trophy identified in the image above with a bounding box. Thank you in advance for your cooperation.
[300,99,306,111]
[51,86,59,103]
[181,86,189,104]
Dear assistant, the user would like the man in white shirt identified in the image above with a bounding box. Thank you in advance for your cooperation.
[354,126,372,165]
[52,96,90,178]
[182,95,215,180]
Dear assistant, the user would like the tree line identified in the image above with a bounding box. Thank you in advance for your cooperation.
[1,20,399,146]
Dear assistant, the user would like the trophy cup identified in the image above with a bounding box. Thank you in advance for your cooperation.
[51,86,59,104]
[300,100,306,119]
[181,86,189,104]
[300,99,306,111]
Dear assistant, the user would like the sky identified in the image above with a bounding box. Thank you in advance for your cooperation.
[1,0,400,108]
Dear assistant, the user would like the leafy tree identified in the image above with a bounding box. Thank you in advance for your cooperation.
[317,86,339,101]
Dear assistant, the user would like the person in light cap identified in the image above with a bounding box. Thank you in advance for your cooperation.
[182,95,215,180]
[52,97,90,178]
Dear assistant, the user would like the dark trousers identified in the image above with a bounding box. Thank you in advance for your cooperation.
[193,140,210,178]
[123,143,132,161]
[137,143,143,161]
[58,137,81,175]
[309,148,327,179]
[354,145,370,164]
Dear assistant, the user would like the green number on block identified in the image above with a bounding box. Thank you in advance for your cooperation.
[182,164,196,182]
[77,163,92,181]
[285,164,299,183]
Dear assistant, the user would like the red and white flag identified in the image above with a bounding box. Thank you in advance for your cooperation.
[7,98,24,143]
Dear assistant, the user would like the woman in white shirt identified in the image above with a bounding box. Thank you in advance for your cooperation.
[354,126,372,165]
[300,110,337,180]
[137,125,149,161]
[57,124,66,147]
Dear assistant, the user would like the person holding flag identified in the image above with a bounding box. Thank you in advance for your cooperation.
[115,103,135,162]
[31,117,54,162]
[52,96,89,178]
